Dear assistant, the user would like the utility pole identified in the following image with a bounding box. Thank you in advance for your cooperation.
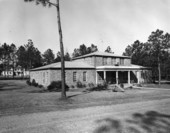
[56,0,66,98]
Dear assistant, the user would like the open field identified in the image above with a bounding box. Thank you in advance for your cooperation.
[0,80,170,116]
[1,92,170,133]
[0,80,170,133]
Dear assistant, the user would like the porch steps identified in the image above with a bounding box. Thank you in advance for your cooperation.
[108,84,125,92]
[123,83,133,89]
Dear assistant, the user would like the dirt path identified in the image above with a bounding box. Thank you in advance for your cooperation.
[0,98,170,133]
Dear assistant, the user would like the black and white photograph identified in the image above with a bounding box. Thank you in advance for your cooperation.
[0,0,170,132]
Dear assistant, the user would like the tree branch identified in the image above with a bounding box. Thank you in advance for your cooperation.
[45,0,57,7]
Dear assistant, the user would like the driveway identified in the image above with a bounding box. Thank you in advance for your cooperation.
[0,97,170,133]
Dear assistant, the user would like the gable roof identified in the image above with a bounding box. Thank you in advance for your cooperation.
[72,51,130,60]
[31,61,95,71]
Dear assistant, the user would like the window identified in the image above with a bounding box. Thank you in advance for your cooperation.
[120,58,124,65]
[73,72,77,82]
[83,72,87,81]
[107,58,111,65]
[116,58,120,65]
[103,57,107,65]
[112,58,116,65]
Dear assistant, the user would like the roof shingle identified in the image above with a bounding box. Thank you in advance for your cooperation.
[72,51,130,60]
[31,61,95,71]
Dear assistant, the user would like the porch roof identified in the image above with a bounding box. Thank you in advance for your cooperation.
[96,64,148,71]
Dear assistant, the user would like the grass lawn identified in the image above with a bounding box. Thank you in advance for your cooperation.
[0,80,170,116]
[142,83,170,89]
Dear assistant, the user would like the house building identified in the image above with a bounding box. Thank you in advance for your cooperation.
[30,52,152,87]
[1,66,30,77]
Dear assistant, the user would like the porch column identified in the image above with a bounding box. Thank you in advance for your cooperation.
[116,71,118,84]
[128,71,130,84]
[137,71,140,84]
[104,71,106,81]
[96,71,98,84]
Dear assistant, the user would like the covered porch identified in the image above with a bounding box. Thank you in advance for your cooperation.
[96,70,139,85]
[95,65,145,85]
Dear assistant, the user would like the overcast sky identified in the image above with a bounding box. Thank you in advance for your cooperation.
[0,0,170,55]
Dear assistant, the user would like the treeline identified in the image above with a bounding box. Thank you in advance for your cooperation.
[123,29,170,82]
[0,40,42,74]
[2,28,169,82]
[0,39,113,73]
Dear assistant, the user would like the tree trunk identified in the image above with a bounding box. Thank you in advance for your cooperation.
[5,56,7,78]
[56,0,66,99]
[2,58,5,77]
[13,59,15,79]
[158,56,161,85]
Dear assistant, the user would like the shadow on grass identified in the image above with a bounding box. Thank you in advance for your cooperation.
[67,91,91,98]
[28,89,72,94]
[0,83,22,91]
[28,87,91,96]
[94,111,170,133]
[28,89,49,93]
[29,89,91,99]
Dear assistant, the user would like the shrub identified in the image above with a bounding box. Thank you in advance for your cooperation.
[102,81,108,89]
[70,85,75,89]
[88,81,108,91]
[88,82,95,88]
[76,81,83,88]
[32,79,38,87]
[96,83,108,91]
[26,79,41,88]
[47,81,69,92]
[76,81,86,88]
[38,84,43,88]
[26,79,32,86]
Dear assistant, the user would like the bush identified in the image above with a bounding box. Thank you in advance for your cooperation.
[47,81,69,92]
[76,81,86,88]
[88,82,95,88]
[26,79,43,88]
[96,82,108,91]
[70,85,75,89]
[88,81,108,91]
[38,84,43,88]
[26,79,32,86]
[32,79,39,87]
